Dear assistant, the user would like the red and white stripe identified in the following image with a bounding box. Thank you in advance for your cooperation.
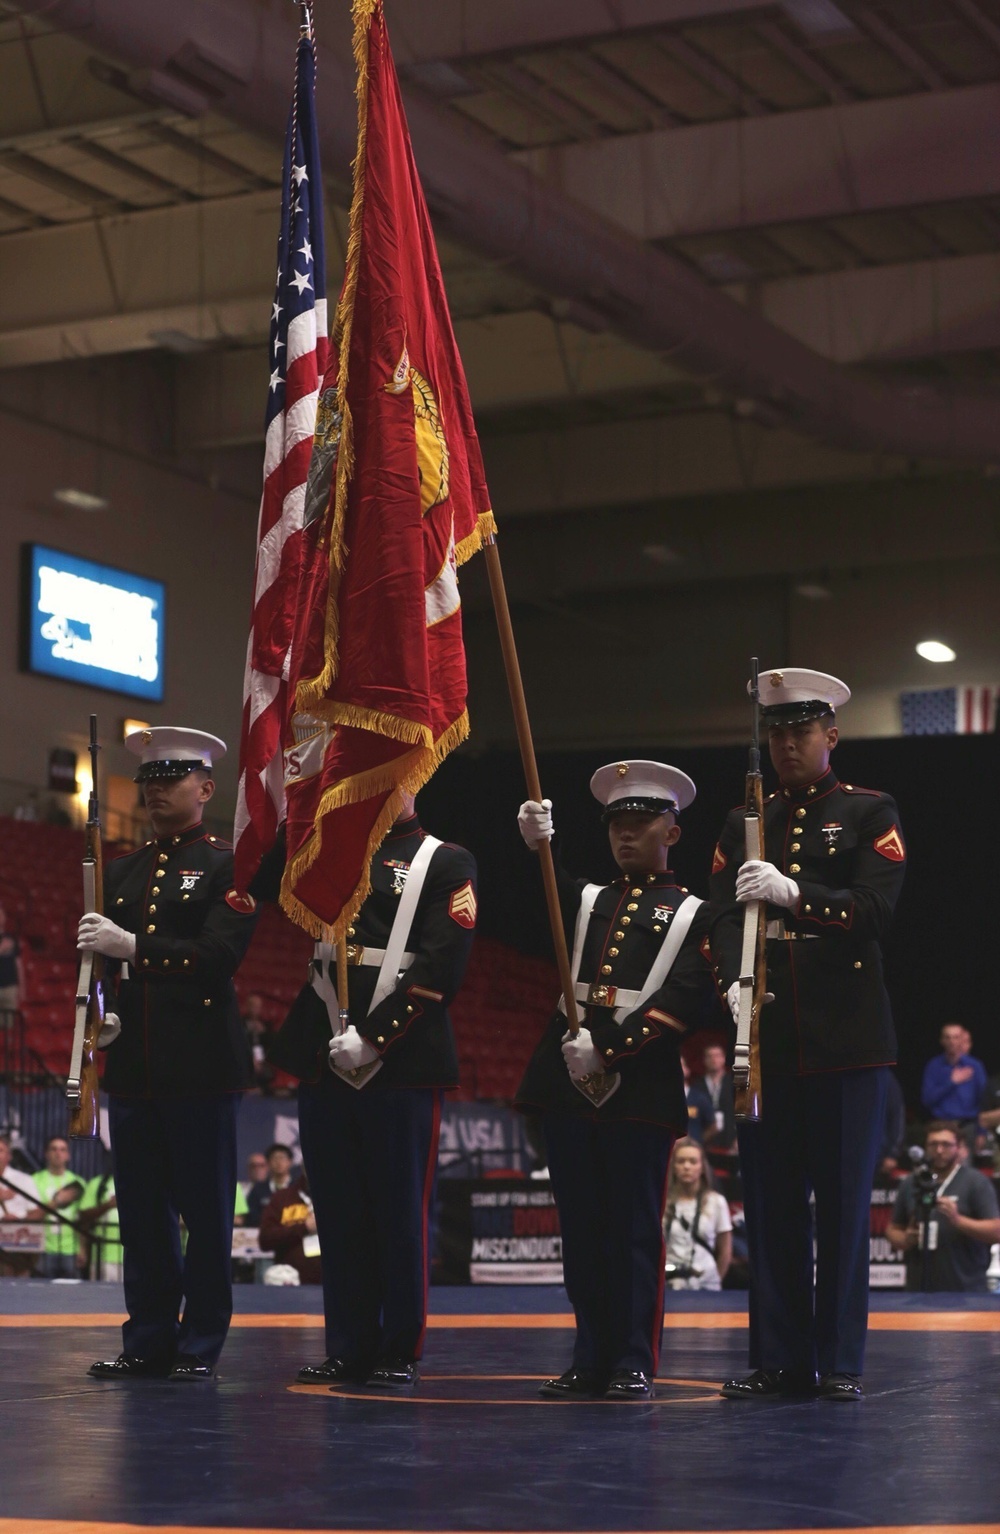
[233,302,328,888]
[957,685,998,734]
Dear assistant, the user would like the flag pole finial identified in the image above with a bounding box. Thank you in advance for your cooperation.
[295,0,314,40]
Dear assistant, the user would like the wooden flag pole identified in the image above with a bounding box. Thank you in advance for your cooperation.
[483,534,582,1037]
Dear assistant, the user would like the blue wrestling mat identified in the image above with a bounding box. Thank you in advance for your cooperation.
[0,1280,997,1534]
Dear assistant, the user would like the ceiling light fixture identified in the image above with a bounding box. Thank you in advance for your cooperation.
[794,582,831,600]
[53,488,110,512]
[915,640,956,664]
[642,544,680,566]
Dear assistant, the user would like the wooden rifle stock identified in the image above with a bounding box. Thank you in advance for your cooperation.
[733,661,766,1122]
[67,716,104,1139]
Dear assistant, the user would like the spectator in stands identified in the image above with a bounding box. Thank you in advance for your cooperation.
[245,1143,296,1229]
[259,1172,322,1285]
[78,1165,123,1281]
[32,1136,85,1278]
[241,1152,269,1199]
[682,1055,714,1144]
[242,993,275,1093]
[0,1133,40,1277]
[886,1120,1000,1292]
[0,904,24,1026]
[696,1043,736,1149]
[921,1023,986,1131]
[663,1138,732,1291]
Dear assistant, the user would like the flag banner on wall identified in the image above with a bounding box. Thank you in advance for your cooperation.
[900,686,999,736]
[233,9,329,895]
[279,0,495,938]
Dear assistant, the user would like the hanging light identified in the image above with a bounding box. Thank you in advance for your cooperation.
[915,640,956,664]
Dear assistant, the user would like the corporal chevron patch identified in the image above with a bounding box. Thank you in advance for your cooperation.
[873,826,905,863]
[711,842,727,875]
[448,880,477,928]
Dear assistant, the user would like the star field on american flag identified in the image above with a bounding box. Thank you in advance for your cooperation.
[900,686,999,735]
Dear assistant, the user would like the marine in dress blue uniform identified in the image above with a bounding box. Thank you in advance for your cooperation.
[709,670,906,1401]
[515,763,722,1401]
[82,728,257,1382]
[252,806,477,1389]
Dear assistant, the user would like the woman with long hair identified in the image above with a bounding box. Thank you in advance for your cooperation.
[663,1137,732,1291]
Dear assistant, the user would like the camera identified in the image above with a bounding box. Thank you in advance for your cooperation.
[912,1163,940,1217]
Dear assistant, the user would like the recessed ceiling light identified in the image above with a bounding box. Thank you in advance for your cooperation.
[781,0,856,38]
[795,582,831,600]
[915,640,956,664]
[53,488,110,512]
[642,544,679,565]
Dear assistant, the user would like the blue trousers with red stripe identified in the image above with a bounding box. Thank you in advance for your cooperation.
[543,1114,674,1377]
[298,1083,441,1367]
[738,1066,888,1377]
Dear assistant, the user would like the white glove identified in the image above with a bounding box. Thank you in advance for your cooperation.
[518,799,553,850]
[328,1025,379,1071]
[98,1012,121,1049]
[727,981,740,1023]
[561,1027,604,1083]
[77,914,137,961]
[735,860,799,910]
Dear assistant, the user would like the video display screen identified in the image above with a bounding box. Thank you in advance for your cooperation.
[21,543,165,703]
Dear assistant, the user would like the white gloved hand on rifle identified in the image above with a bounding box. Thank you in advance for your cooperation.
[77,913,137,962]
[98,1013,121,1049]
[726,981,741,1023]
[561,1028,604,1083]
[518,799,553,850]
[328,1025,379,1072]
[735,860,800,911]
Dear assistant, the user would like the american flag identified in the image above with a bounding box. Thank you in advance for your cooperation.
[234,9,329,890]
[900,686,999,735]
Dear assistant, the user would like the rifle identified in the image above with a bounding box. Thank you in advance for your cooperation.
[733,659,766,1122]
[67,716,104,1138]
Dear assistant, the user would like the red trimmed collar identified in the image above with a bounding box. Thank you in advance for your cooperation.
[777,767,839,805]
[385,814,422,842]
[153,822,207,852]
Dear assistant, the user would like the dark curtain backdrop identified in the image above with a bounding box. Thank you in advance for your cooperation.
[417,732,1000,1114]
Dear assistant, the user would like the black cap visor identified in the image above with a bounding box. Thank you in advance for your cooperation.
[762,700,835,729]
[135,759,209,784]
[601,796,676,825]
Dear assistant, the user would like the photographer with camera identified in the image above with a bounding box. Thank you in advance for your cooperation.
[886,1121,1000,1292]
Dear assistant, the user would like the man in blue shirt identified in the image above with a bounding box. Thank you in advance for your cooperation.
[921,1023,986,1125]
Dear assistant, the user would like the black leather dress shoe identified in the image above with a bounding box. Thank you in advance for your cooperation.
[296,1357,365,1385]
[819,1372,864,1401]
[604,1370,655,1400]
[88,1353,171,1380]
[168,1353,215,1381]
[538,1368,606,1399]
[720,1368,819,1399]
[364,1360,419,1389]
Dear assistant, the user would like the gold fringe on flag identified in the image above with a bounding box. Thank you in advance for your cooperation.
[279,710,471,940]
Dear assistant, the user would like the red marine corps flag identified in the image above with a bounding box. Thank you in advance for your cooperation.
[279,0,494,937]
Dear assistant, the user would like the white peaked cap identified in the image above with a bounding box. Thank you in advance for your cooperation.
[753,667,851,722]
[125,726,227,768]
[590,759,697,816]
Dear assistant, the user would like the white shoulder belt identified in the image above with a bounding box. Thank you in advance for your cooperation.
[558,887,703,1025]
[311,835,443,1023]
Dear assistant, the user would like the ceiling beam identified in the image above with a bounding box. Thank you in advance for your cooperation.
[5,184,996,382]
[9,0,1000,464]
[461,473,1000,607]
[516,81,1000,241]
[382,0,773,65]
